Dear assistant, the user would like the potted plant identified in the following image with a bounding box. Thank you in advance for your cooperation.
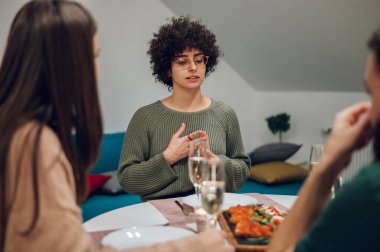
[266,113,291,142]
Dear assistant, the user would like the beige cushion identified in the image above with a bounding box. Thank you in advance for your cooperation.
[249,161,308,184]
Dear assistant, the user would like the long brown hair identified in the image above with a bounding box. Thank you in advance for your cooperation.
[0,0,103,249]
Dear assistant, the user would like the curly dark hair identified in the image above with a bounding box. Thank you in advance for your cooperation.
[147,15,221,90]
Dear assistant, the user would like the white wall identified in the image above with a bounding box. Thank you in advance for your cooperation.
[202,59,368,161]
[0,0,27,37]
[0,0,369,163]
[84,1,173,133]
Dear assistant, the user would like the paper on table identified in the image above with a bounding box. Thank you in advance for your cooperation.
[83,202,169,232]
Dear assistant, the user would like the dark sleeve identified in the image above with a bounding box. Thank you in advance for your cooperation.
[296,166,380,252]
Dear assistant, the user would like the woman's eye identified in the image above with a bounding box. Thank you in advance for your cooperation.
[178,61,188,65]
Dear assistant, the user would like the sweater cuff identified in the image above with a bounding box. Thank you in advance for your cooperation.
[156,153,179,177]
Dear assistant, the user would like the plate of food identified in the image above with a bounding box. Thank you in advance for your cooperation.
[182,193,257,210]
[101,226,193,249]
[219,205,286,251]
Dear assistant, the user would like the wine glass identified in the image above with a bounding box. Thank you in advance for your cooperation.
[188,138,208,207]
[200,158,225,228]
[308,144,325,172]
[308,144,342,199]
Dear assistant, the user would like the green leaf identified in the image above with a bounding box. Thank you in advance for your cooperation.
[265,113,291,136]
[246,237,270,245]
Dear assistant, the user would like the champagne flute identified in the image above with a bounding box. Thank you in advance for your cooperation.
[188,138,208,207]
[308,144,325,172]
[308,144,342,199]
[201,158,225,228]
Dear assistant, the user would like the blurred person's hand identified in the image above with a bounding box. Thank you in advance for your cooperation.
[322,102,373,175]
[195,229,234,252]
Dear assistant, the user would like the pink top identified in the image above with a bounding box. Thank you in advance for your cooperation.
[4,123,225,252]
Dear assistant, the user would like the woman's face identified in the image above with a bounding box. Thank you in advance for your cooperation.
[93,35,101,80]
[169,48,207,91]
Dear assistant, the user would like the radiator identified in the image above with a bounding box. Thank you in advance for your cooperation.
[341,142,374,183]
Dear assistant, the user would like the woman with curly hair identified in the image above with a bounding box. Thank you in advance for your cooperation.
[118,16,250,201]
[0,2,232,251]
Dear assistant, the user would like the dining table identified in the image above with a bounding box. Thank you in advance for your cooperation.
[87,193,297,248]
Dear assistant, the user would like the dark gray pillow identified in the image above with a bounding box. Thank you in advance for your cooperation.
[248,143,302,165]
[99,171,125,195]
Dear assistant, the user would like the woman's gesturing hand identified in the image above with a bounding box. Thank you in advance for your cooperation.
[163,123,205,165]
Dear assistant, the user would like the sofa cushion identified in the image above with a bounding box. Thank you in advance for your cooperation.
[90,132,125,174]
[248,143,302,165]
[88,174,111,194]
[249,161,308,184]
[237,178,303,195]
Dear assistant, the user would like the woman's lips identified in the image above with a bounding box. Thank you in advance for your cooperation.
[186,76,200,83]
[186,76,199,79]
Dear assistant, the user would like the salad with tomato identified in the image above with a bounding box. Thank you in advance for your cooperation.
[226,205,286,243]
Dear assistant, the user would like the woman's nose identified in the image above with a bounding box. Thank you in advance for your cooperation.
[188,61,197,71]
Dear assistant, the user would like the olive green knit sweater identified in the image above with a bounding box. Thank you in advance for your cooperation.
[117,99,250,201]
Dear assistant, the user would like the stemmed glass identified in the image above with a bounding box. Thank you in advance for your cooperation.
[308,144,325,172]
[308,144,342,199]
[188,138,208,207]
[200,158,225,228]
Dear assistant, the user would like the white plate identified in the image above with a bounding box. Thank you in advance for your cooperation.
[83,202,169,232]
[101,226,193,249]
[182,193,257,210]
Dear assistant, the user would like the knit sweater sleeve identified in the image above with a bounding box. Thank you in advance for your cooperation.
[216,105,250,192]
[117,107,178,197]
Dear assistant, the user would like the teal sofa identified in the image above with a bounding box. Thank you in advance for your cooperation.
[81,132,142,222]
[81,132,303,222]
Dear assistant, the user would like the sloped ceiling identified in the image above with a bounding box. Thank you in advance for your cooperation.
[161,0,380,92]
